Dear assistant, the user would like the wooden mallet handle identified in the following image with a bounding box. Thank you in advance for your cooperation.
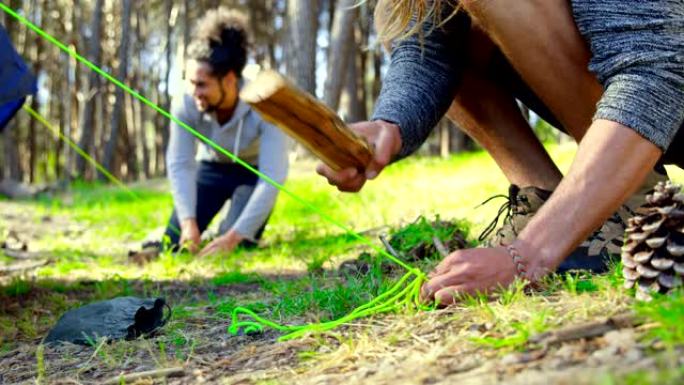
[240,70,374,171]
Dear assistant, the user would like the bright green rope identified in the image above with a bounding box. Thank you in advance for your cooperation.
[2,2,434,340]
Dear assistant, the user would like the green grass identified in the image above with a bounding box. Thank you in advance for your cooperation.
[636,289,684,350]
[3,143,684,383]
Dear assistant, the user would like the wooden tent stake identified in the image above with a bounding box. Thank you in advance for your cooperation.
[240,70,373,171]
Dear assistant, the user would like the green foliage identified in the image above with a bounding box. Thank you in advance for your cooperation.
[387,215,473,260]
[562,272,600,295]
[211,271,264,287]
[266,271,389,321]
[3,278,31,297]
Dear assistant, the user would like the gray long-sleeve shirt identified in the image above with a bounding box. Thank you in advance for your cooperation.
[166,93,289,241]
[373,2,684,159]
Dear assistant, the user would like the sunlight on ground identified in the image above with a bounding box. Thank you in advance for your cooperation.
[9,141,684,280]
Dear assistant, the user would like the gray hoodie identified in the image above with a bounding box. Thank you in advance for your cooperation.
[166,93,289,241]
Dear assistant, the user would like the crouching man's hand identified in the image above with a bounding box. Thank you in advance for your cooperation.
[180,218,201,253]
[316,120,402,192]
[421,247,519,306]
[198,229,244,257]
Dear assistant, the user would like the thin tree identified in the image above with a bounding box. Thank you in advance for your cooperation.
[286,0,319,94]
[323,0,357,111]
[75,0,104,178]
[102,0,132,179]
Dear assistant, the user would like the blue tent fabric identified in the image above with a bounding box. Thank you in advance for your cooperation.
[0,23,37,132]
[0,97,25,130]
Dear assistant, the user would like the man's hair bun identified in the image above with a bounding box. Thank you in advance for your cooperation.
[188,8,250,78]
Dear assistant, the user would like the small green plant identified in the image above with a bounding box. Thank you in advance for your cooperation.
[211,271,263,286]
[635,289,684,350]
[35,343,46,384]
[470,310,550,351]
[497,280,528,306]
[562,272,599,295]
[3,278,31,297]
[387,216,472,262]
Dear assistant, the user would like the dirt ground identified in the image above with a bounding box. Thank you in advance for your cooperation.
[1,200,682,385]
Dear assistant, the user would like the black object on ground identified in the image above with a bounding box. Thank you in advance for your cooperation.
[45,297,171,345]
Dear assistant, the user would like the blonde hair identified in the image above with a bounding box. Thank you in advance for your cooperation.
[374,0,460,46]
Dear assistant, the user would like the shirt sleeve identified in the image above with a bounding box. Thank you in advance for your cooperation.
[572,0,684,151]
[230,121,289,241]
[166,94,199,221]
[371,9,470,159]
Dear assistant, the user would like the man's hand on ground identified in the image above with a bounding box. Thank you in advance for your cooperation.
[179,218,201,253]
[316,120,402,192]
[198,229,244,257]
[421,247,518,306]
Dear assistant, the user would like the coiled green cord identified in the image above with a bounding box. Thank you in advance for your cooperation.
[229,267,433,341]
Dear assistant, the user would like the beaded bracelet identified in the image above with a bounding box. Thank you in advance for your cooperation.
[505,244,528,280]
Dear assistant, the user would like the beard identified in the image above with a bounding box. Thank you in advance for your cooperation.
[199,79,227,113]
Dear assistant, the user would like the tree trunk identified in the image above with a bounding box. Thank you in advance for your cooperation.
[101,0,132,180]
[153,76,164,176]
[64,0,81,180]
[341,22,367,122]
[2,129,22,181]
[286,0,319,95]
[24,0,42,183]
[75,0,104,179]
[323,0,357,111]
[182,0,191,78]
[155,0,174,177]
[371,48,383,104]
[134,8,151,179]
[439,119,450,158]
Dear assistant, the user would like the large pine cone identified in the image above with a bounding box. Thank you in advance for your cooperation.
[622,181,684,301]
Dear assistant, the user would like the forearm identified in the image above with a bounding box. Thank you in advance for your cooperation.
[231,182,279,241]
[372,10,469,159]
[167,95,199,220]
[515,119,662,276]
[231,126,288,240]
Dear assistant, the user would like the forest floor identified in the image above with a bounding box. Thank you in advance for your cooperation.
[1,144,684,385]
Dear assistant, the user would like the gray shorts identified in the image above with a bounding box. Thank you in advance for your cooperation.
[571,0,684,164]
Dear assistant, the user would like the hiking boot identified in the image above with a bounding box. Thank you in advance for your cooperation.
[479,170,670,273]
[479,184,552,247]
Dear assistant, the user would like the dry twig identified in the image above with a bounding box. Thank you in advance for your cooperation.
[2,248,43,260]
[529,312,640,345]
[0,259,52,276]
[100,367,185,385]
[379,235,401,259]
[432,236,449,258]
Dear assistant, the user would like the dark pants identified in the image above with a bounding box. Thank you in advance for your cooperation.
[163,161,267,250]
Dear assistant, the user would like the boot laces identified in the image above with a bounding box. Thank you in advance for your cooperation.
[478,185,528,243]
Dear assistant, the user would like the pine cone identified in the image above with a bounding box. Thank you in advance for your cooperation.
[622,181,684,301]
